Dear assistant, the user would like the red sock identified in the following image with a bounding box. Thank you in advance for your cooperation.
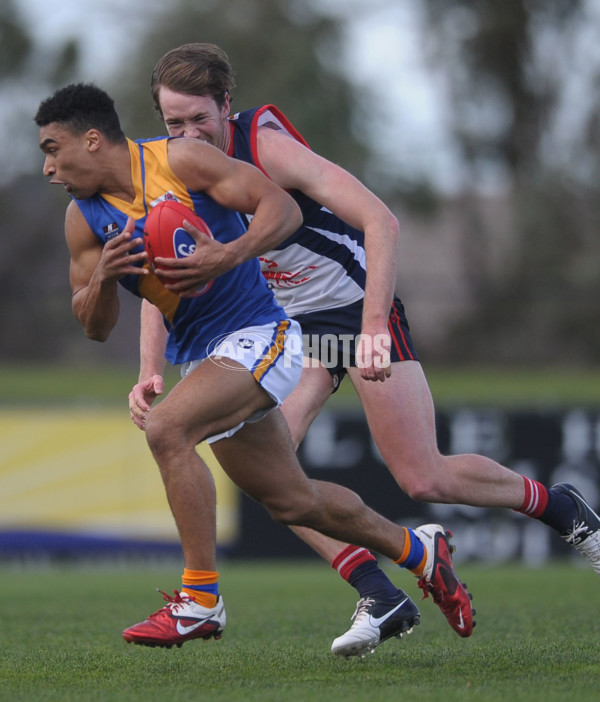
[331,545,376,582]
[517,476,549,518]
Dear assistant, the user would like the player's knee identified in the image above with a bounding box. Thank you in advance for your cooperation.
[145,410,183,461]
[397,471,445,502]
[408,473,458,502]
[263,495,318,527]
[388,454,449,502]
[405,481,437,502]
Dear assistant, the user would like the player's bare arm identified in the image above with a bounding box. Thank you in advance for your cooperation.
[66,203,147,341]
[154,138,302,295]
[258,127,399,381]
[129,299,168,430]
[138,299,168,381]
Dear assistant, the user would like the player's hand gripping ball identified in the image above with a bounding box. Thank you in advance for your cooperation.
[143,199,214,296]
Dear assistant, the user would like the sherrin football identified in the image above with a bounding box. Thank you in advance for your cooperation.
[143,199,214,296]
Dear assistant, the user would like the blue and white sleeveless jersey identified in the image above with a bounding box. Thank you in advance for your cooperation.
[228,106,366,317]
[74,136,287,365]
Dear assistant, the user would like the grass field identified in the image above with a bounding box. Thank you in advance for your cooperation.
[1,560,599,702]
[2,366,599,700]
[2,362,600,408]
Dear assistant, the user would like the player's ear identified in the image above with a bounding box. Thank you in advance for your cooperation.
[221,91,231,117]
[86,129,102,152]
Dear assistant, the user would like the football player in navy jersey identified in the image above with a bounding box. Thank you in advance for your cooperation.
[129,43,600,657]
[36,82,479,653]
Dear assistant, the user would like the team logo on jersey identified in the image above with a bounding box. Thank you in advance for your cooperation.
[237,338,255,350]
[150,191,180,209]
[103,222,120,241]
[259,258,317,287]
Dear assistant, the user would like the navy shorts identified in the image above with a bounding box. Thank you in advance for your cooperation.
[293,296,419,390]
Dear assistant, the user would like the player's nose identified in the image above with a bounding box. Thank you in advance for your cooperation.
[42,158,55,177]
[183,125,202,138]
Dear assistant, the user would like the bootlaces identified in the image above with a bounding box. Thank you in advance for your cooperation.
[564,521,595,545]
[350,597,375,623]
[417,577,442,604]
[564,523,600,561]
[149,589,190,618]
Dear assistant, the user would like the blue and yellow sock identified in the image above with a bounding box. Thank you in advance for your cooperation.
[181,568,219,608]
[394,527,427,576]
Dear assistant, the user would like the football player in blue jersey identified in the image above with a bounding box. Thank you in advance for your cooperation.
[129,43,600,657]
[35,82,476,653]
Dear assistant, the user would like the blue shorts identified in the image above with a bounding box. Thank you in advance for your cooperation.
[293,296,418,389]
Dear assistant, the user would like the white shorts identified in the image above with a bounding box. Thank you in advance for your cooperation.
[180,319,303,443]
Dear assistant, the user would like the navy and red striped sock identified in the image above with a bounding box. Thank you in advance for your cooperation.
[517,476,577,532]
[331,545,400,601]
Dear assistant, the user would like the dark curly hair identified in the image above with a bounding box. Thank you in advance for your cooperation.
[34,83,126,144]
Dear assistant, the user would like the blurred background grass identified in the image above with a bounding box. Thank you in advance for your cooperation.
[2,362,599,408]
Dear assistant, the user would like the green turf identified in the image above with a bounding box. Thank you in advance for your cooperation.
[1,561,598,701]
[2,362,600,407]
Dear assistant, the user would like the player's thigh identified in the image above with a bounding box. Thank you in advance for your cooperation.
[211,409,315,507]
[152,359,274,443]
[280,362,334,448]
[347,360,440,469]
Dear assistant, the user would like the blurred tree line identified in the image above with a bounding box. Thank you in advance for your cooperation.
[1,0,599,369]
